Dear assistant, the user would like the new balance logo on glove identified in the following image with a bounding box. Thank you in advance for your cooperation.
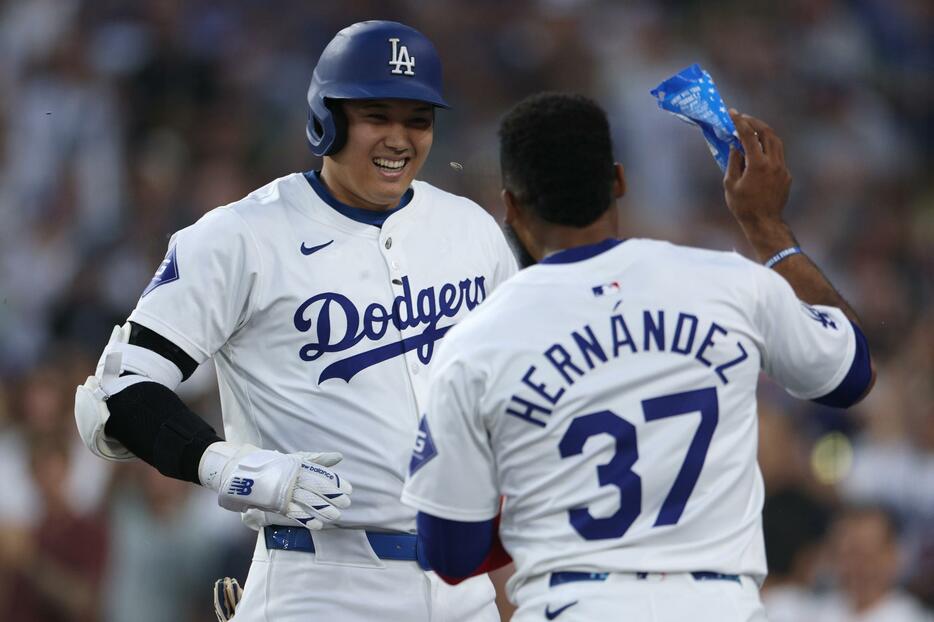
[228,477,255,496]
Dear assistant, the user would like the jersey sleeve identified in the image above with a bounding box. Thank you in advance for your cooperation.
[751,263,867,402]
[401,349,500,522]
[128,207,262,364]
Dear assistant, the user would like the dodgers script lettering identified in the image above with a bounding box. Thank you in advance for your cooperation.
[294,275,486,382]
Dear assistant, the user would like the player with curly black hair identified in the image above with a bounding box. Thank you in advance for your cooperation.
[403,92,875,621]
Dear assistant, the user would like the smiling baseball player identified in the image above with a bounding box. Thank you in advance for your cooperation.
[74,21,515,621]
[401,93,875,621]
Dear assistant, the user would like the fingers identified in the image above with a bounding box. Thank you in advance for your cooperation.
[298,463,353,495]
[226,578,243,605]
[730,109,786,167]
[742,115,785,164]
[213,579,235,622]
[729,110,766,168]
[287,492,340,531]
[295,482,351,510]
[301,451,343,468]
[213,578,242,622]
[724,146,743,186]
[292,515,324,530]
[291,489,342,520]
[296,465,351,507]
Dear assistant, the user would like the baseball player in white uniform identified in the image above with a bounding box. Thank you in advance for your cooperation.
[74,21,516,621]
[401,94,875,621]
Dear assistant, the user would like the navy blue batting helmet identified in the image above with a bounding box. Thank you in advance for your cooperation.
[306,21,450,157]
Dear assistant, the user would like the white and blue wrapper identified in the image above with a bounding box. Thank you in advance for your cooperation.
[650,64,742,171]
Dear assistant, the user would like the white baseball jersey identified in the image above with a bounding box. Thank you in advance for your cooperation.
[402,238,859,599]
[129,171,517,531]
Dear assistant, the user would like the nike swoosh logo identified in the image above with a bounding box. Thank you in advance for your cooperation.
[301,240,334,255]
[545,601,578,620]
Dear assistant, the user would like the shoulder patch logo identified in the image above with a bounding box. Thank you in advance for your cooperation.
[801,303,838,330]
[142,246,179,297]
[409,415,438,475]
[388,38,416,76]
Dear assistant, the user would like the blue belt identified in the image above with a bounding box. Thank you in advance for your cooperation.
[550,570,741,587]
[264,526,432,571]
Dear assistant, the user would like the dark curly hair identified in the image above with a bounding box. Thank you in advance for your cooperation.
[499,92,616,227]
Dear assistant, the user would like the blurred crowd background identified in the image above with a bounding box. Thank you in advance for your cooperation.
[0,0,930,620]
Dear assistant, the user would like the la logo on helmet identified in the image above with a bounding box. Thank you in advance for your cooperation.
[388,38,415,75]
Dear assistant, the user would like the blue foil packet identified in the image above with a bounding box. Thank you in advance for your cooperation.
[650,64,742,171]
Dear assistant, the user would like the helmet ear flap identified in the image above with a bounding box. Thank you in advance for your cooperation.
[324,99,347,156]
[306,99,347,157]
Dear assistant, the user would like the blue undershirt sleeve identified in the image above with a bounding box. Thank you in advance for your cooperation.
[813,321,873,408]
[416,512,495,578]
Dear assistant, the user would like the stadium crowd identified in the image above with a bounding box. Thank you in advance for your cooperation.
[0,1,930,620]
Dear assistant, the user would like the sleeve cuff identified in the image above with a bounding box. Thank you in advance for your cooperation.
[812,321,873,409]
[416,512,496,580]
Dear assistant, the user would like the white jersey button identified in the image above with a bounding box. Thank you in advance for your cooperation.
[391,260,400,271]
[410,364,419,375]
[385,238,392,250]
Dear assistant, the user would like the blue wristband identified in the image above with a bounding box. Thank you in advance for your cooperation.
[764,246,802,269]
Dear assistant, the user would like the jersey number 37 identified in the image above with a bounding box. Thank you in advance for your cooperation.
[558,387,718,541]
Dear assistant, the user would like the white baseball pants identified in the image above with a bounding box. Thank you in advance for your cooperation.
[231,529,499,622]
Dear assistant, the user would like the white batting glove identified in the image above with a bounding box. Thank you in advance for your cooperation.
[199,441,352,530]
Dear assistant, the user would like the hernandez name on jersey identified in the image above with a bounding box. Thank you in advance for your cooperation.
[403,238,861,600]
[131,172,516,531]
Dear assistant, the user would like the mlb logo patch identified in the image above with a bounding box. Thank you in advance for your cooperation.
[592,280,621,297]
[142,246,179,297]
[409,415,438,475]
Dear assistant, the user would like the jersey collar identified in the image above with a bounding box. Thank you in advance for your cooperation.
[304,170,413,228]
[539,238,624,264]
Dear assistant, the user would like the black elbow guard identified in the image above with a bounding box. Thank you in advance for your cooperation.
[104,382,222,484]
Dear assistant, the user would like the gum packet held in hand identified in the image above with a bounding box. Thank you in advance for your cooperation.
[650,64,742,171]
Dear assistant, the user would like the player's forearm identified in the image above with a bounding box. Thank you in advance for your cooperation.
[740,218,863,329]
[104,381,222,484]
[724,112,865,331]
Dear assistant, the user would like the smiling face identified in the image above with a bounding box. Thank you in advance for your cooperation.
[320,99,434,211]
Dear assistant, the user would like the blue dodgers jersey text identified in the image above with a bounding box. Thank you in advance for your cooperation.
[409,416,438,475]
[506,308,750,427]
[294,274,486,382]
[142,246,180,297]
[228,477,254,496]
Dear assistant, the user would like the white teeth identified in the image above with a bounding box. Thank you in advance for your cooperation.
[374,158,405,170]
